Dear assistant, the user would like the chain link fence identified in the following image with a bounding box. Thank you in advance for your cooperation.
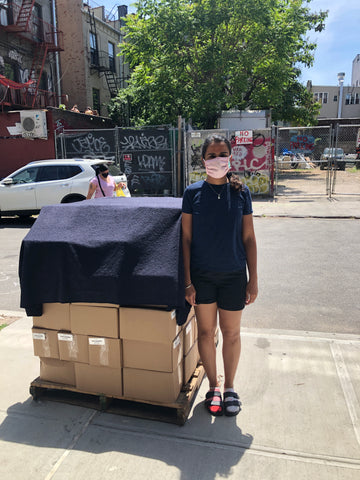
[332,124,360,196]
[185,128,274,196]
[275,126,332,196]
[56,123,360,199]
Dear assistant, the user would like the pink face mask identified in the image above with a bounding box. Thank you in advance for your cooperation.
[204,157,230,179]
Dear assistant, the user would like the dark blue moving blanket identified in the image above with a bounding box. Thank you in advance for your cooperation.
[19,197,190,325]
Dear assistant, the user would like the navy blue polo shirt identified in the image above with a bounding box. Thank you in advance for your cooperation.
[182,180,253,273]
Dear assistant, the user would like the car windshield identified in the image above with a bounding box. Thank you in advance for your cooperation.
[323,148,344,155]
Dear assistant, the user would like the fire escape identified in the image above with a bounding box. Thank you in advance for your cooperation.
[87,7,120,98]
[0,0,64,108]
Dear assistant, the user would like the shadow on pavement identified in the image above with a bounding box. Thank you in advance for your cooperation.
[0,398,253,479]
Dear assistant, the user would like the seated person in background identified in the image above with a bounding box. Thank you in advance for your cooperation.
[70,104,80,113]
[92,109,99,116]
[84,106,93,115]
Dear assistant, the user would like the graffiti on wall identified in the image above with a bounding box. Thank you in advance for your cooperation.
[63,131,116,162]
[118,128,173,195]
[289,134,315,155]
[186,130,273,195]
[230,131,272,194]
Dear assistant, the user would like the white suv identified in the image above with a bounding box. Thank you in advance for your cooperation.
[0,159,130,218]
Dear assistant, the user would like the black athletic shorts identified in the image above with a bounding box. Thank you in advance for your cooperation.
[191,269,247,311]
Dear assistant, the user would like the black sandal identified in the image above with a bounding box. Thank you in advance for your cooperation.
[223,391,241,417]
[205,388,224,416]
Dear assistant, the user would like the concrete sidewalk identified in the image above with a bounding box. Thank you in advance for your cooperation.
[252,195,360,219]
[0,314,359,479]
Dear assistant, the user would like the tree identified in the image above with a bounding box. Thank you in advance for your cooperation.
[110,0,327,128]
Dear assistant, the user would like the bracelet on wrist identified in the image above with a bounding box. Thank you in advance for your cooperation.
[185,283,193,290]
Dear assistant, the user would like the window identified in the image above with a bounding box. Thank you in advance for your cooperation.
[90,32,99,65]
[92,88,100,113]
[314,92,328,104]
[11,167,38,184]
[33,4,43,42]
[37,166,62,182]
[108,42,116,72]
[4,62,16,81]
[345,93,356,105]
[333,95,338,102]
[355,93,360,105]
[0,0,9,26]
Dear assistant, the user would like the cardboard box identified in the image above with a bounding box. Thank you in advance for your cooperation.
[33,303,71,331]
[183,315,198,356]
[40,358,75,385]
[70,304,119,338]
[120,307,180,343]
[123,363,183,404]
[123,334,182,372]
[72,302,119,308]
[32,328,59,359]
[57,332,89,363]
[75,363,122,397]
[88,337,121,369]
[183,340,200,385]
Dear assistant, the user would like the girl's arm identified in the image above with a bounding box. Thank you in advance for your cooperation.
[242,214,258,305]
[181,212,197,306]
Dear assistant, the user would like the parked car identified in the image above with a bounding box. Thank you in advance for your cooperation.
[320,148,346,171]
[0,159,130,218]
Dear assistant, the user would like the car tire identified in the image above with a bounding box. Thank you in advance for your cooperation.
[320,164,325,170]
[61,195,86,203]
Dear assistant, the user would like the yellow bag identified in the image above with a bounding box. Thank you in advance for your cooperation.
[116,187,126,197]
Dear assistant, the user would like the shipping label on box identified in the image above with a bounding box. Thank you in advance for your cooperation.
[120,307,180,343]
[75,363,122,397]
[32,328,59,359]
[70,304,119,338]
[88,337,121,369]
[123,363,183,404]
[57,332,89,363]
[33,303,71,331]
[40,358,75,385]
[123,333,182,372]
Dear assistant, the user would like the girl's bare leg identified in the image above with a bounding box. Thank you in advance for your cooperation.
[195,303,218,388]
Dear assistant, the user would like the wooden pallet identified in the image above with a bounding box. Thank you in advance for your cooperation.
[29,363,205,425]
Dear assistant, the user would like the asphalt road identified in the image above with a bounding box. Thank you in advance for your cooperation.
[1,216,359,334]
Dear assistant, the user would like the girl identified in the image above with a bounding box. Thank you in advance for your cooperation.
[182,134,258,417]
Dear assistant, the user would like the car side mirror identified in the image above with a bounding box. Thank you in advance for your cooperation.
[2,178,14,186]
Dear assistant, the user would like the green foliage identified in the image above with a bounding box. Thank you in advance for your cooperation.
[110,0,327,127]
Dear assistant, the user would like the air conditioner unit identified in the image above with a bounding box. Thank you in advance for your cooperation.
[20,110,47,139]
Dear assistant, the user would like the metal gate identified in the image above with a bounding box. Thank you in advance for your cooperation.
[331,124,360,197]
[275,126,332,196]
[57,126,178,196]
[275,125,360,198]
[185,128,274,196]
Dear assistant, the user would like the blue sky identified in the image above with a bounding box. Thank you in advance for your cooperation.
[100,0,360,87]
[300,0,360,86]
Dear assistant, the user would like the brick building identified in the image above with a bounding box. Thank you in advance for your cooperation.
[56,0,129,117]
[0,0,65,110]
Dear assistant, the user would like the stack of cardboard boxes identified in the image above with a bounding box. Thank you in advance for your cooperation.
[32,302,199,404]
